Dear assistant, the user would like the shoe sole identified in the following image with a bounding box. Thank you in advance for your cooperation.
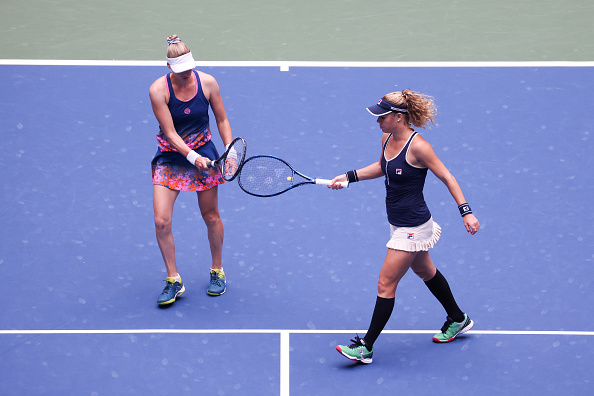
[157,286,185,305]
[432,319,474,343]
[336,346,373,364]
[207,287,226,296]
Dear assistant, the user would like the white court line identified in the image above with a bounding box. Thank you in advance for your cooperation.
[0,329,592,335]
[280,331,290,396]
[3,328,591,396]
[1,59,594,71]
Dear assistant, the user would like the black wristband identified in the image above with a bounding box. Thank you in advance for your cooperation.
[346,170,359,183]
[458,203,472,217]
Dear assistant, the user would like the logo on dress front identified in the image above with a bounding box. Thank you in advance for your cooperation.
[184,108,191,114]
[396,169,402,175]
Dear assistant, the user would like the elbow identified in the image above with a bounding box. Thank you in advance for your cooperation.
[440,172,457,186]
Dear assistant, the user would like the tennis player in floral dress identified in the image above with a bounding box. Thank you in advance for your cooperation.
[150,35,233,305]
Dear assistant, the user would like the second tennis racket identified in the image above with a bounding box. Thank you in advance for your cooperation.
[238,155,348,197]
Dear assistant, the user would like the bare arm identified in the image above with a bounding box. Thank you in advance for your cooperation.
[329,133,388,188]
[411,137,480,235]
[149,77,195,157]
[200,72,233,147]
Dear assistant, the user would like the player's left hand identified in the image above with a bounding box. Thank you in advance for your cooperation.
[463,214,480,235]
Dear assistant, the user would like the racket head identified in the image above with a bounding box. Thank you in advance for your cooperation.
[219,137,246,181]
[238,155,313,197]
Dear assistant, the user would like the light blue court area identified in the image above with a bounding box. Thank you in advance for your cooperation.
[1,63,593,395]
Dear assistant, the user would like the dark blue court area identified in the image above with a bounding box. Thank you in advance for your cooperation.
[1,64,593,395]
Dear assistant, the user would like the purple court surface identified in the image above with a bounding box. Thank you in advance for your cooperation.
[1,64,592,395]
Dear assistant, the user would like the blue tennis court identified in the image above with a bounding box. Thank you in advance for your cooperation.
[1,63,593,395]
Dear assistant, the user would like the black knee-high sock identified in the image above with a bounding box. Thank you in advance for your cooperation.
[424,269,465,322]
[363,296,395,350]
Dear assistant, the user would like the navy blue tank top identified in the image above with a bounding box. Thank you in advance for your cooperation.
[380,132,432,227]
[156,70,211,151]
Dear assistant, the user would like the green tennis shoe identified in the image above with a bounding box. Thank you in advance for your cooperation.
[336,335,373,364]
[432,314,474,343]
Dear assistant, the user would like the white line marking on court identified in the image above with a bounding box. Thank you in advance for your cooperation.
[3,328,591,396]
[1,59,594,71]
[0,329,592,335]
[280,331,290,396]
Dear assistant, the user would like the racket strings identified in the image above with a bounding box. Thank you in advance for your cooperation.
[220,138,246,181]
[238,157,295,196]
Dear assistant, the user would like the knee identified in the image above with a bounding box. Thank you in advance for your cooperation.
[154,215,172,234]
[411,253,437,281]
[377,275,397,297]
[411,265,437,281]
[201,209,221,227]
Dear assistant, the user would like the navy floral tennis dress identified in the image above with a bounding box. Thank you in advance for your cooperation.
[151,71,223,191]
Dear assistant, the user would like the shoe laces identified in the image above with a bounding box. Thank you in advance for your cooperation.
[161,280,176,295]
[210,270,223,286]
[440,316,455,333]
[348,334,366,349]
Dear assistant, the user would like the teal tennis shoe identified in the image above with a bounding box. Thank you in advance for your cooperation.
[207,269,226,296]
[433,314,474,343]
[157,277,185,305]
[336,335,373,364]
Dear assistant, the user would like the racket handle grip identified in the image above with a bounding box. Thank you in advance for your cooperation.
[315,179,349,188]
[207,160,215,168]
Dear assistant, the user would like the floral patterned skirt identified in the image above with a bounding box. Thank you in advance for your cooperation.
[151,140,224,191]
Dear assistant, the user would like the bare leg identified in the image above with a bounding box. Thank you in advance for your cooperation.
[410,250,437,281]
[197,185,224,270]
[377,248,418,298]
[363,249,418,348]
[153,185,180,277]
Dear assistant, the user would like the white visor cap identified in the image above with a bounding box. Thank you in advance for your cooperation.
[167,52,196,73]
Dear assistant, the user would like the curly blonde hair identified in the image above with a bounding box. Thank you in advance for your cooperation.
[383,89,438,129]
[166,35,190,58]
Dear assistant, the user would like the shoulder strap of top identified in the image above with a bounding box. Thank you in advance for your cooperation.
[193,70,200,94]
[193,70,208,102]
[403,131,417,151]
[382,133,393,152]
[165,73,175,100]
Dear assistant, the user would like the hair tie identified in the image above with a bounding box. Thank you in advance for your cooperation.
[167,38,181,45]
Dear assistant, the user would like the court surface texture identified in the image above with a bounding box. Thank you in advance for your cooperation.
[1,62,593,396]
[1,1,594,395]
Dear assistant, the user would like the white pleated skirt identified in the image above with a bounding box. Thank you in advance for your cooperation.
[386,217,441,252]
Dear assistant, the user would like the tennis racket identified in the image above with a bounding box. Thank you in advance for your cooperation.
[207,137,247,182]
[238,155,348,197]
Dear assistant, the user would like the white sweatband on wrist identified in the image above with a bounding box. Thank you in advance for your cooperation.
[186,150,201,166]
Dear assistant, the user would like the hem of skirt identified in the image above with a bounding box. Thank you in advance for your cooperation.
[152,180,224,192]
[386,222,442,252]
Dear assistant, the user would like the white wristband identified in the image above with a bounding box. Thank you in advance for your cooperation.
[186,150,201,166]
